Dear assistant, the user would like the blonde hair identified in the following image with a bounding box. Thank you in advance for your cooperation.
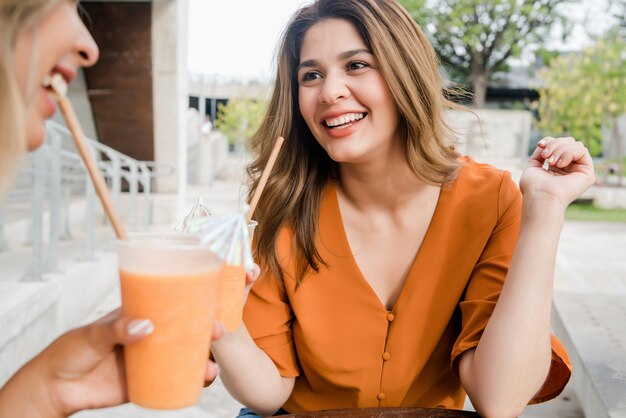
[0,0,59,197]
[248,0,462,286]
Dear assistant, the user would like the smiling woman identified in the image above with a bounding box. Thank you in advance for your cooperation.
[209,1,597,417]
[0,0,98,195]
[12,0,98,150]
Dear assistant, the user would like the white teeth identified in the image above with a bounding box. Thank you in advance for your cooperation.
[324,113,364,127]
[49,73,68,97]
[42,73,67,97]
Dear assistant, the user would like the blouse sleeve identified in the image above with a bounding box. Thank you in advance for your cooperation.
[449,171,572,404]
[243,232,300,378]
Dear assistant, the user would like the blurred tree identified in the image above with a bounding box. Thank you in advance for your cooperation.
[608,0,626,38]
[537,36,626,184]
[400,0,574,107]
[214,97,267,152]
[533,47,563,67]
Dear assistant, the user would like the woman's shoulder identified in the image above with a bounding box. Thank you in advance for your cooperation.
[452,155,514,190]
[455,156,514,184]
[446,156,520,205]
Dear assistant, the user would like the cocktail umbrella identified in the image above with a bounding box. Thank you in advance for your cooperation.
[177,136,285,269]
[182,212,254,270]
[175,196,213,232]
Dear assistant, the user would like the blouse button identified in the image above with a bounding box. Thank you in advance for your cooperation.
[382,352,391,361]
[377,393,386,400]
[387,313,395,322]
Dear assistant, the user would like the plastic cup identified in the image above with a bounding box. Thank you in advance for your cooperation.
[117,233,223,410]
[215,220,257,332]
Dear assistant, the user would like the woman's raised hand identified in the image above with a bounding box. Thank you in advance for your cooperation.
[520,136,596,211]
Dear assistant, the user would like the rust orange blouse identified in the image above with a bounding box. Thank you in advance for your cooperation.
[243,159,571,412]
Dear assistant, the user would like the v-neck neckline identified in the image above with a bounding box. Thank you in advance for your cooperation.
[327,181,448,313]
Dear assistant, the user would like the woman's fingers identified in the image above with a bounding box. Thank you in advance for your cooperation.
[559,142,592,171]
[205,361,220,382]
[536,136,591,171]
[529,143,546,167]
[84,310,153,354]
[212,320,224,340]
[245,264,261,286]
[205,320,224,383]
[537,136,555,149]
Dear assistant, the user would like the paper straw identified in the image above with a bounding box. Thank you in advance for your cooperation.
[50,75,128,240]
[246,136,285,222]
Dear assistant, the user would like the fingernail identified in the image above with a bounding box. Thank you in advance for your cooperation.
[542,148,550,157]
[128,319,154,336]
[538,139,546,146]
[549,156,555,163]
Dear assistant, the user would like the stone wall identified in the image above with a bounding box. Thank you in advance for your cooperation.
[446,109,533,162]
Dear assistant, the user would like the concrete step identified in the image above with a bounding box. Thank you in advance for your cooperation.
[0,250,118,385]
[553,292,626,418]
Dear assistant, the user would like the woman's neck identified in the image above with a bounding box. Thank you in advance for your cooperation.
[337,155,434,212]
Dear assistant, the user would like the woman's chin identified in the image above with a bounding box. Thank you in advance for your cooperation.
[26,125,46,151]
[326,148,368,165]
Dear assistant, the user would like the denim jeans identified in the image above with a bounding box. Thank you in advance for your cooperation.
[237,407,289,417]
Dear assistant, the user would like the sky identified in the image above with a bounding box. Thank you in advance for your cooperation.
[547,0,613,50]
[187,0,615,83]
[187,0,306,83]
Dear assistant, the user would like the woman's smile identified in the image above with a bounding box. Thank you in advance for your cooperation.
[321,111,368,138]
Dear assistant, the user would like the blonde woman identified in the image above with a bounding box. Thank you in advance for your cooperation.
[211,1,596,417]
[0,1,222,415]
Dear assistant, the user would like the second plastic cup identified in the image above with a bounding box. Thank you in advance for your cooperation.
[215,220,257,332]
[117,233,223,410]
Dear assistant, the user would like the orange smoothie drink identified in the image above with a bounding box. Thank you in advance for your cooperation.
[215,220,257,332]
[117,233,222,410]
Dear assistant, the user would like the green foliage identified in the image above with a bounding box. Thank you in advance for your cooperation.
[214,97,267,148]
[565,202,626,223]
[399,0,575,106]
[534,47,562,67]
[537,36,626,156]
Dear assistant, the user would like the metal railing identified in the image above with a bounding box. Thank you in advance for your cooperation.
[0,121,174,281]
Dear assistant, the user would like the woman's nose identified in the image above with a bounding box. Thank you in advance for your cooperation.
[74,20,99,67]
[318,72,350,104]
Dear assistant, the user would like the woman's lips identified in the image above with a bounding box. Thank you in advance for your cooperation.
[41,86,57,118]
[324,114,365,139]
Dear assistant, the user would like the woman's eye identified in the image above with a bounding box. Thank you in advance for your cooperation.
[300,71,322,83]
[347,61,368,71]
